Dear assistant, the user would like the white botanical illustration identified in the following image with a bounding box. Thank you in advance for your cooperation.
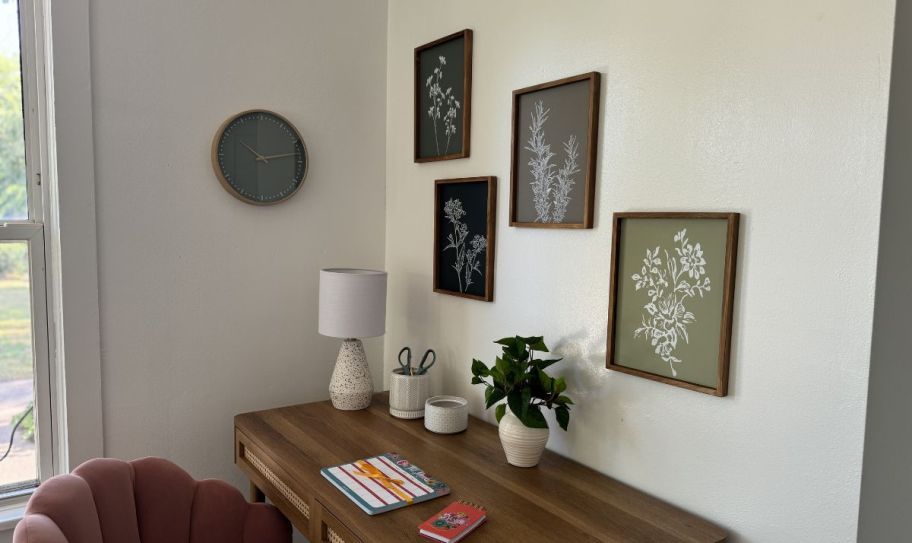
[425,55,461,156]
[630,229,712,376]
[442,198,487,293]
[525,100,581,223]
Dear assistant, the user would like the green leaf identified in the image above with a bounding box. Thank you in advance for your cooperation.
[521,336,549,352]
[489,366,505,385]
[520,405,549,429]
[485,386,506,409]
[495,356,511,379]
[555,405,570,431]
[557,395,574,405]
[521,386,532,410]
[531,357,562,371]
[470,376,483,385]
[495,403,507,423]
[555,377,567,394]
[537,368,554,391]
[507,390,526,420]
[496,336,527,361]
[471,359,490,377]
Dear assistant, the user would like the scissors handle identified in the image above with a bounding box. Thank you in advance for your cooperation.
[397,347,412,373]
[416,349,436,374]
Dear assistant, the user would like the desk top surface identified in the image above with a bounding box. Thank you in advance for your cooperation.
[235,393,726,543]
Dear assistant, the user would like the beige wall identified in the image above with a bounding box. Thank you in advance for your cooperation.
[88,0,388,523]
[385,1,894,541]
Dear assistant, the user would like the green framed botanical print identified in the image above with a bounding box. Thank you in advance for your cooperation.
[606,212,740,396]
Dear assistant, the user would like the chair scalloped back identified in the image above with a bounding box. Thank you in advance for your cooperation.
[13,457,290,543]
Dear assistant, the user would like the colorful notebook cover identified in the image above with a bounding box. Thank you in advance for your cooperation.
[320,452,450,515]
[418,500,487,543]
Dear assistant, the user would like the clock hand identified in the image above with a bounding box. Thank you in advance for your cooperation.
[259,152,297,160]
[240,141,269,163]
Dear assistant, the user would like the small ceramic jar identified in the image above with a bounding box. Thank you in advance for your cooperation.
[424,396,469,434]
[389,371,430,419]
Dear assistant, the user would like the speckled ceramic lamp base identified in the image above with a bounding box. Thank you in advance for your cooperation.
[329,339,374,410]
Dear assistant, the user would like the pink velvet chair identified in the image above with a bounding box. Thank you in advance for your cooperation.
[13,457,290,543]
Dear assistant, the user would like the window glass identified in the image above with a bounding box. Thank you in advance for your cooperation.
[0,0,26,221]
[0,241,37,491]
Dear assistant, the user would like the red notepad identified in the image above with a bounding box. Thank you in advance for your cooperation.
[418,500,487,542]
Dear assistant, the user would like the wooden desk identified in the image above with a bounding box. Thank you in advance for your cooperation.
[235,393,726,542]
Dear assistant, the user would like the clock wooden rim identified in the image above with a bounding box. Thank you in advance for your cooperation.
[211,109,309,206]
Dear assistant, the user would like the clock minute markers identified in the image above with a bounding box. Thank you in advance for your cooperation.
[214,110,307,205]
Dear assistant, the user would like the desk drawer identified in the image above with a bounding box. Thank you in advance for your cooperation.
[314,501,364,543]
[235,429,312,534]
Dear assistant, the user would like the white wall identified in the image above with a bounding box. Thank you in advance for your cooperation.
[89,0,387,507]
[385,1,893,541]
[858,0,911,539]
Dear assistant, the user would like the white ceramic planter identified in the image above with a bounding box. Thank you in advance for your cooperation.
[388,371,430,419]
[498,410,550,467]
[424,396,469,434]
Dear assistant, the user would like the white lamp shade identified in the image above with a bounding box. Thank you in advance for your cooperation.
[319,268,387,338]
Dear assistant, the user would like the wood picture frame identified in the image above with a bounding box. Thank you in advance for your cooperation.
[510,72,600,228]
[606,212,740,396]
[433,176,496,302]
[414,29,473,163]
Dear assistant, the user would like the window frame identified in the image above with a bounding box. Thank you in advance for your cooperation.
[0,225,52,496]
[0,0,61,509]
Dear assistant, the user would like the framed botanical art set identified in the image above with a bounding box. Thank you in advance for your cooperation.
[415,30,742,396]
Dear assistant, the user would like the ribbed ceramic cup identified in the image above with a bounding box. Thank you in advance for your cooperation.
[388,371,430,419]
[498,410,550,467]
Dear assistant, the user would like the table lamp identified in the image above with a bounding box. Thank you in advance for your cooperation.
[318,268,387,410]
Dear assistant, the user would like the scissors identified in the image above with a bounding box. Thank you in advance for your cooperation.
[397,347,436,375]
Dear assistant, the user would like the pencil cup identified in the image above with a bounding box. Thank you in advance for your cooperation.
[389,370,430,419]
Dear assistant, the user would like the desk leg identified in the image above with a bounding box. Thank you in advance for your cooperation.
[249,480,266,503]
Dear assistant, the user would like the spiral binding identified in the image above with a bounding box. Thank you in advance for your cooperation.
[457,499,487,512]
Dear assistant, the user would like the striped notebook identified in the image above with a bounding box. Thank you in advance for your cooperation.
[320,452,450,515]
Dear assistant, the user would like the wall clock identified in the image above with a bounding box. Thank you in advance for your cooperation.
[211,110,309,205]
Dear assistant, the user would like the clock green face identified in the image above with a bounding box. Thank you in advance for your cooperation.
[214,110,308,205]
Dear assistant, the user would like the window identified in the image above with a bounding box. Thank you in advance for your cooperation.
[0,0,54,501]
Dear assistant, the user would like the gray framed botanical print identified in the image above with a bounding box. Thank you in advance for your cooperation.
[433,177,496,301]
[414,30,472,162]
[607,212,740,396]
[510,72,600,228]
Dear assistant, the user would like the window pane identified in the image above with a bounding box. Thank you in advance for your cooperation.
[0,241,37,490]
[0,1,26,221]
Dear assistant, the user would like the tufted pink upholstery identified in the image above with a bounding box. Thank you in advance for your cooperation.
[12,457,290,543]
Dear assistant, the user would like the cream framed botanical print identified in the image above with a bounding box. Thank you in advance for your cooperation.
[606,212,740,396]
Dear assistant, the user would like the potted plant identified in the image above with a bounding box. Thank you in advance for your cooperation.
[470,336,573,467]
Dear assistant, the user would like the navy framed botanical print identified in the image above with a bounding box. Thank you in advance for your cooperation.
[433,177,496,301]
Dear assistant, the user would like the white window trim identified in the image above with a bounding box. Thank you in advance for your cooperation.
[39,0,104,469]
[0,0,102,531]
